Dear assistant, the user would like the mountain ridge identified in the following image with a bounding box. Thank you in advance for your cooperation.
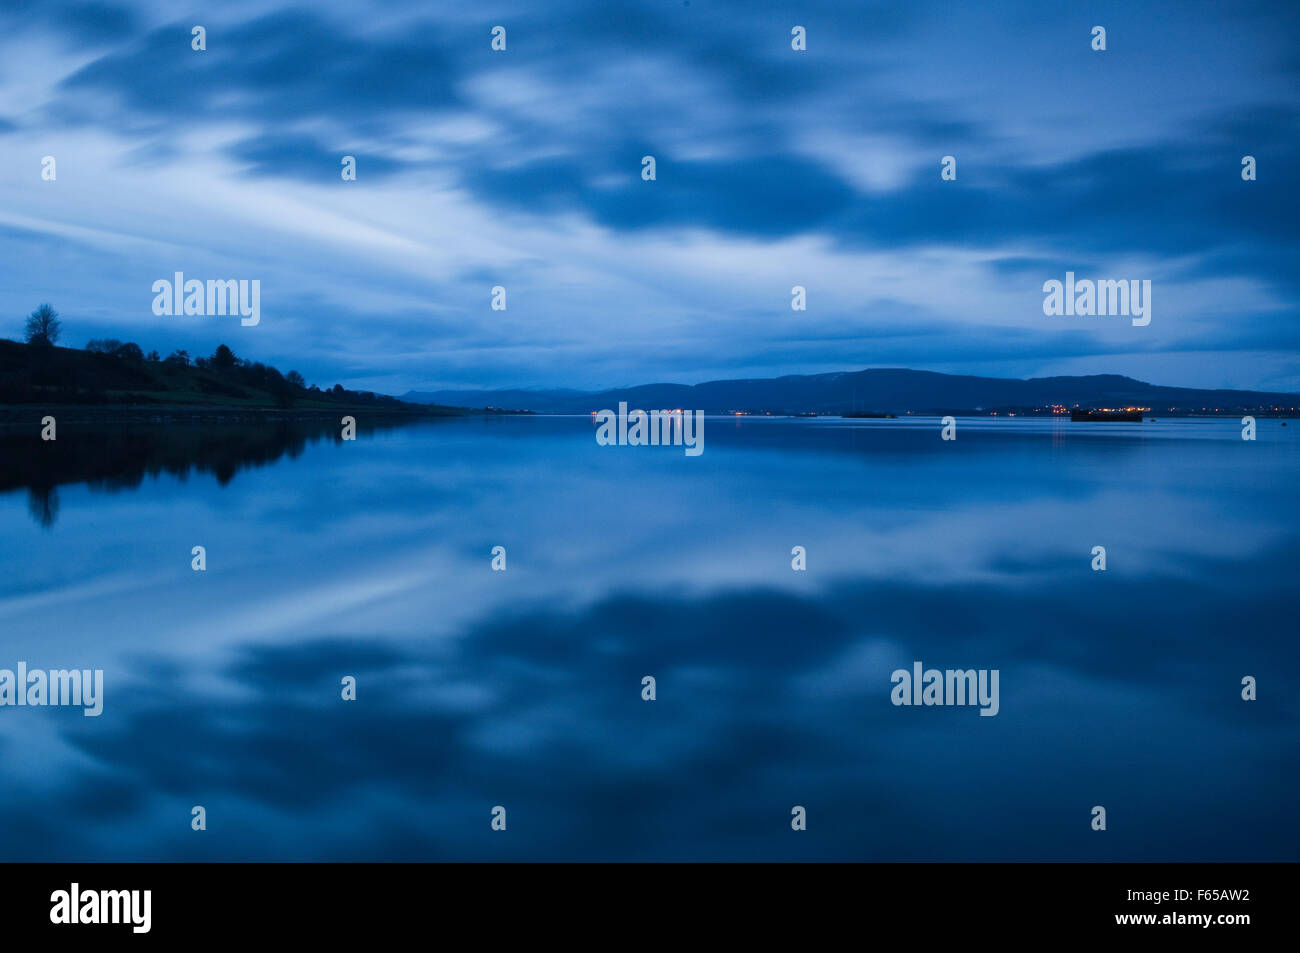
[402,368,1300,416]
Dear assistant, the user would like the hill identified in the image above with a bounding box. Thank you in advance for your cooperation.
[404,369,1300,416]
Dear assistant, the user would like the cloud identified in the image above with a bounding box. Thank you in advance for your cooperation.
[226,134,405,179]
[467,150,859,236]
[0,0,1294,391]
[0,0,137,46]
[61,11,463,128]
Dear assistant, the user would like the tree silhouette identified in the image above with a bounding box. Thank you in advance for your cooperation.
[212,343,237,369]
[27,485,59,528]
[25,303,61,346]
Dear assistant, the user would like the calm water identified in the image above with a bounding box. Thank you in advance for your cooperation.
[0,415,1296,861]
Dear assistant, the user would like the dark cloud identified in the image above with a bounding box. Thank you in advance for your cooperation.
[455,107,1299,302]
[62,11,462,127]
[0,0,136,45]
[840,122,1299,253]
[467,149,858,236]
[227,134,405,180]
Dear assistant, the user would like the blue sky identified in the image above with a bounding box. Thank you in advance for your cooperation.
[1,0,1297,394]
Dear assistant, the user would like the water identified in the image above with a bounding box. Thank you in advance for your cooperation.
[0,415,1295,860]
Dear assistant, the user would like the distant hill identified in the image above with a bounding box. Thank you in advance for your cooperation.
[403,368,1300,416]
[0,339,460,415]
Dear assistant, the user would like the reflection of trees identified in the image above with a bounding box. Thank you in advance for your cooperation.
[0,416,418,527]
[27,485,58,528]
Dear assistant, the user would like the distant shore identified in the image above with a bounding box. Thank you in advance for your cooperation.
[0,403,473,425]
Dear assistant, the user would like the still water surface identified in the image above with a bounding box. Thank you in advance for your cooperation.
[0,415,1295,860]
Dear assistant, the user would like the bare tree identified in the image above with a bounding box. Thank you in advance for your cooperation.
[25,303,61,346]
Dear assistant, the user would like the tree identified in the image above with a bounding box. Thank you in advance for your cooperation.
[25,304,61,346]
[268,369,293,408]
[212,344,237,369]
[88,339,143,360]
[286,370,306,388]
[164,349,190,367]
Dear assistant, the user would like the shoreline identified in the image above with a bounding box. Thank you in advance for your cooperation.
[0,403,470,426]
[0,406,1292,426]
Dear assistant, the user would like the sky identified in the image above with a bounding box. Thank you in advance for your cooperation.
[0,0,1297,395]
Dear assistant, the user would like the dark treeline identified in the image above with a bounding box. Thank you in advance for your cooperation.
[0,335,449,413]
[84,340,315,405]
